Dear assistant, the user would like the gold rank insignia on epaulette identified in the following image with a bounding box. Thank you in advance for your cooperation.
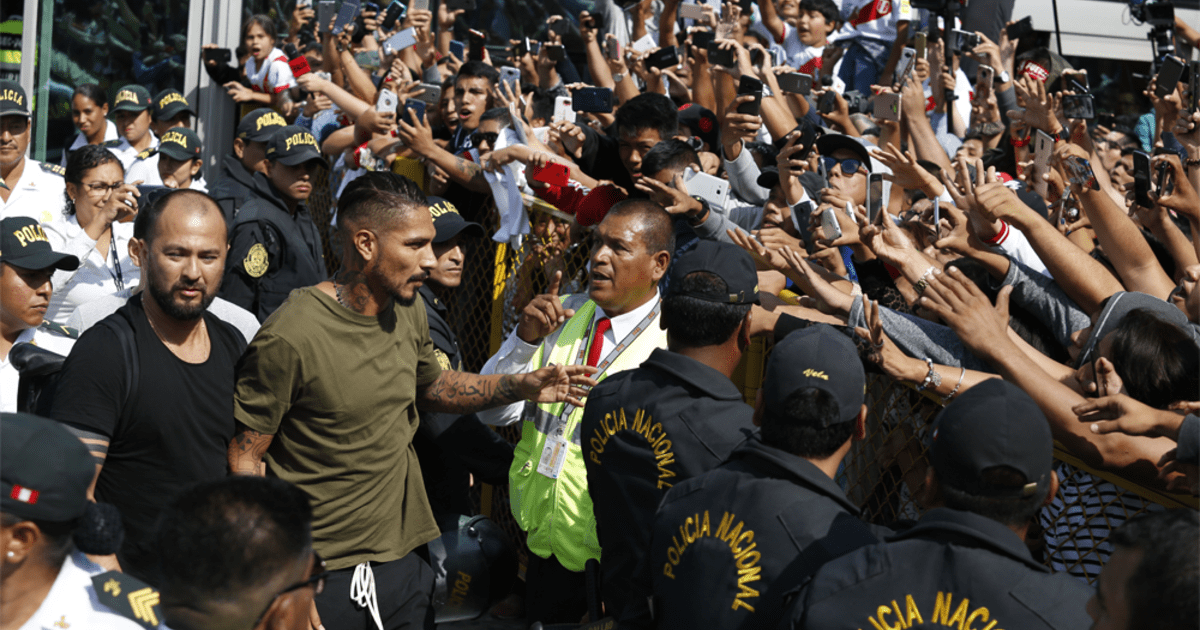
[40,162,66,176]
[103,139,124,148]
[136,148,158,161]
[40,320,79,339]
[91,571,163,630]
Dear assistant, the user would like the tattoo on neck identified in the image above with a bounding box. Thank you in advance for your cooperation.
[334,269,371,313]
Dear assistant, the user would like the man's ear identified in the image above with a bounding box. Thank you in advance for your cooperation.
[351,228,379,264]
[651,251,671,282]
[737,310,752,351]
[853,404,867,441]
[189,159,202,177]
[1043,470,1059,507]
[232,138,246,160]
[128,238,146,268]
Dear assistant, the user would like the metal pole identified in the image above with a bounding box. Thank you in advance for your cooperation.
[1051,0,1064,55]
[33,0,52,161]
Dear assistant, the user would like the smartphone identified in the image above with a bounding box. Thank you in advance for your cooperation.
[318,0,336,32]
[468,29,486,61]
[298,0,313,8]
[530,162,570,187]
[821,205,843,240]
[736,75,763,116]
[778,73,813,96]
[1155,159,1174,197]
[444,0,476,10]
[631,33,657,54]
[645,46,679,70]
[499,66,521,94]
[706,41,735,67]
[866,173,885,224]
[414,82,442,105]
[914,32,927,60]
[411,0,428,11]
[873,91,900,121]
[978,64,995,88]
[604,38,620,61]
[449,40,465,61]
[932,197,941,238]
[749,48,765,67]
[380,0,405,30]
[548,16,569,36]
[573,87,613,113]
[1156,56,1186,98]
[362,1,380,15]
[1033,129,1053,198]
[203,48,232,65]
[952,29,981,54]
[1062,94,1095,120]
[1006,16,1034,40]
[683,167,730,209]
[377,88,398,113]
[691,30,715,50]
[332,0,360,34]
[892,47,916,86]
[401,98,426,126]
[1064,69,1089,91]
[580,14,596,29]
[546,44,566,63]
[353,50,381,69]
[1189,62,1200,113]
[679,3,706,20]
[1133,151,1153,208]
[818,91,838,115]
[553,95,576,123]
[382,27,417,54]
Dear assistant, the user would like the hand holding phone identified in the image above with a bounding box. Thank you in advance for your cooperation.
[530,161,570,187]
[820,205,843,240]
[377,88,399,113]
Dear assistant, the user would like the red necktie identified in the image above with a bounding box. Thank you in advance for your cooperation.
[586,317,611,367]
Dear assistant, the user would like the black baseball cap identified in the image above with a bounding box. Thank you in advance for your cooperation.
[1,413,95,522]
[0,217,80,271]
[428,196,484,243]
[756,165,781,190]
[763,324,865,426]
[111,85,152,113]
[816,133,872,173]
[668,240,760,305]
[237,108,288,143]
[0,80,30,118]
[152,88,195,121]
[265,126,328,167]
[158,127,202,161]
[930,379,1052,498]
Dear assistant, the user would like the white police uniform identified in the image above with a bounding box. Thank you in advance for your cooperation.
[60,120,123,167]
[16,550,147,630]
[0,321,76,413]
[113,131,160,185]
[1,159,66,225]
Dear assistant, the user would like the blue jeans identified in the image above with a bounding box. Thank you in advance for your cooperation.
[837,37,891,96]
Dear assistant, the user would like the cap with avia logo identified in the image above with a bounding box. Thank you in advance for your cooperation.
[152,89,195,121]
[112,85,152,113]
[237,108,288,142]
[428,196,484,243]
[0,80,30,118]
[265,126,327,167]
[158,128,202,161]
[0,217,80,271]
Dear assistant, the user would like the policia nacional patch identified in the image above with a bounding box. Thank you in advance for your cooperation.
[92,571,164,630]
[244,243,269,278]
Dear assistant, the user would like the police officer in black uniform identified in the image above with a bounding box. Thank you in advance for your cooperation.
[414,196,514,530]
[581,240,760,629]
[649,324,880,630]
[219,125,327,322]
[207,108,287,226]
[783,379,1094,630]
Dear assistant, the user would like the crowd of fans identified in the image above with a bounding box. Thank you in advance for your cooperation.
[1,0,1199,629]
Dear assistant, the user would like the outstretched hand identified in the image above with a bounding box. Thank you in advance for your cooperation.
[1072,393,1186,440]
[519,364,599,406]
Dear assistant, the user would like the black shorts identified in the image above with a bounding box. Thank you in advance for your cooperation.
[315,551,435,630]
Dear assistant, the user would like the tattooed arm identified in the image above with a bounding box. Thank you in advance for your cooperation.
[394,107,492,193]
[417,366,599,414]
[228,422,274,476]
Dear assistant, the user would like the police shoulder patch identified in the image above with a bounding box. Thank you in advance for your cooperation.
[103,139,124,148]
[243,242,269,278]
[40,320,79,339]
[91,571,163,630]
[136,148,158,161]
[39,162,65,177]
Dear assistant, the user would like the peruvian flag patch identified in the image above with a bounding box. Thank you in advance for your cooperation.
[10,485,38,504]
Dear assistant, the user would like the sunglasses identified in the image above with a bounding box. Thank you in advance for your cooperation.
[252,552,330,628]
[471,131,499,147]
[820,157,866,177]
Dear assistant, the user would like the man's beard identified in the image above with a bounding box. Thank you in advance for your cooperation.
[382,271,429,307]
[147,272,216,321]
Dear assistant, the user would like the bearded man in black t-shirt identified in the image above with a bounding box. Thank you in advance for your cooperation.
[51,189,247,584]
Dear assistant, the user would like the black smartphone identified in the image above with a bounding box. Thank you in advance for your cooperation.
[604,38,619,61]
[380,0,405,30]
[951,29,981,54]
[736,75,763,116]
[778,72,813,95]
[572,87,613,113]
[468,29,486,61]
[401,98,426,126]
[749,48,764,66]
[691,30,715,50]
[1062,94,1095,120]
[706,41,735,67]
[204,47,232,65]
[1133,151,1153,208]
[580,14,596,29]
[443,0,476,10]
[362,2,380,14]
[818,90,838,114]
[332,0,360,34]
[645,46,679,70]
[1005,16,1033,41]
[1155,159,1174,197]
[1190,61,1200,113]
[1156,56,1186,99]
[449,40,465,61]
[546,44,565,62]
[867,172,884,224]
[548,17,569,36]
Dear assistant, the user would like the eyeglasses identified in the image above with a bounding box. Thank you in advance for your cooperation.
[471,131,499,147]
[251,551,329,629]
[820,157,865,177]
[84,181,124,195]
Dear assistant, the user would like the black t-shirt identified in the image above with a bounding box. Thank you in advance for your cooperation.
[50,293,246,581]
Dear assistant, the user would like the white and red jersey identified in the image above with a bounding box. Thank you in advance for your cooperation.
[749,21,827,74]
[245,47,297,94]
[833,0,914,43]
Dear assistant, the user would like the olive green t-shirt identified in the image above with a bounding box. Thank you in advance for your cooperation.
[234,287,443,570]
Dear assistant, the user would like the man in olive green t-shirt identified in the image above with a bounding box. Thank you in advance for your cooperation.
[228,173,596,630]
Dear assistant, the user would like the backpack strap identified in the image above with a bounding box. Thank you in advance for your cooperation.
[96,314,139,427]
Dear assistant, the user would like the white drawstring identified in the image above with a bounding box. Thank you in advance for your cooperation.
[350,562,385,630]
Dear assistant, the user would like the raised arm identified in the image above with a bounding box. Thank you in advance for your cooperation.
[416,366,597,414]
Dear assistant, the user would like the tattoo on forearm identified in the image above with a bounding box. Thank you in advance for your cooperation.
[452,155,488,187]
[418,371,523,414]
[228,424,273,476]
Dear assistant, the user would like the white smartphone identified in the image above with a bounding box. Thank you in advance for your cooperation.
[382,28,417,55]
[411,0,429,11]
[1034,129,1053,198]
[631,33,657,54]
[500,66,522,94]
[821,205,843,240]
[298,0,312,8]
[892,47,916,87]
[553,96,576,123]
[977,64,995,88]
[683,167,729,209]
[679,3,706,20]
[377,88,398,113]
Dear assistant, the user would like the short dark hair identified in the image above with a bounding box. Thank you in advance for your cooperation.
[455,61,500,88]
[336,172,427,233]
[242,14,277,43]
[760,387,855,459]
[1108,309,1199,409]
[615,93,678,141]
[63,145,123,216]
[662,272,751,348]
[154,477,313,603]
[133,189,226,243]
[604,199,675,257]
[479,107,513,129]
[640,140,699,179]
[800,0,840,24]
[530,87,557,124]
[1109,510,1199,630]
[72,84,108,108]
[940,465,1050,528]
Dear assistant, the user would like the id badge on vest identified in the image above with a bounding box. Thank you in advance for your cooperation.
[537,426,569,479]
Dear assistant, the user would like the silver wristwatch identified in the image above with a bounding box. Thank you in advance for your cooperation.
[613,73,625,82]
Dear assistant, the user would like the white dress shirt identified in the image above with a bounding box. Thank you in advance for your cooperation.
[17,550,148,630]
[42,215,139,325]
[0,159,66,225]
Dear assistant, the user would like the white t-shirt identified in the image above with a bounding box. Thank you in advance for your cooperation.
[42,216,140,325]
[834,0,913,43]
[1,324,77,413]
[245,47,297,95]
[16,551,148,630]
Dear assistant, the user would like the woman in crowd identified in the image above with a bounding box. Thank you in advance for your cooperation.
[60,84,118,168]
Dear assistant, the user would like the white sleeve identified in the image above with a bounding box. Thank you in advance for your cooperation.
[989,221,1051,278]
[269,59,297,93]
[475,327,542,426]
[42,220,97,290]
